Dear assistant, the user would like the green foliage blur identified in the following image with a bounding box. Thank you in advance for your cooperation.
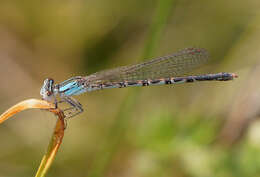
[0,0,260,177]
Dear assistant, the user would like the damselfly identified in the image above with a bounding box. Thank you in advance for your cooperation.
[40,48,238,118]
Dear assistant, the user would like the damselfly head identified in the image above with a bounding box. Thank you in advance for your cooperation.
[40,78,55,101]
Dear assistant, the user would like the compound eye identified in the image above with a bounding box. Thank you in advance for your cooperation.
[47,78,54,87]
[46,78,54,92]
[40,78,55,98]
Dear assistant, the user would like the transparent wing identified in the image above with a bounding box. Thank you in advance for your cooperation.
[85,48,209,84]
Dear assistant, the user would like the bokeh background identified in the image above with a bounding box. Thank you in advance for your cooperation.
[1,0,260,177]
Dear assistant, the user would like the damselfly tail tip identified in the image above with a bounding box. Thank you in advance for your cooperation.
[232,73,238,78]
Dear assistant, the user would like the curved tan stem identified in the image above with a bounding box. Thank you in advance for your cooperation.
[0,98,66,177]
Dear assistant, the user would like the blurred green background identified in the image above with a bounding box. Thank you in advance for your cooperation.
[1,0,260,177]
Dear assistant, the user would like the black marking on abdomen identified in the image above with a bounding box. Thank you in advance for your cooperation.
[118,82,127,88]
[99,84,104,89]
[127,81,138,86]
[193,75,205,81]
[165,79,172,84]
[173,78,184,83]
[150,80,161,84]
[193,75,217,81]
[186,77,194,82]
[142,81,149,86]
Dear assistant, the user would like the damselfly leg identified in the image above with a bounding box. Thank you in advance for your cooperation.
[58,96,84,119]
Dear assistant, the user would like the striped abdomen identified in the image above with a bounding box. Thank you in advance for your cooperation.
[85,72,238,92]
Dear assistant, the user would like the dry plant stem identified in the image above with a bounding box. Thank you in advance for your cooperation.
[0,98,65,177]
[35,110,65,177]
[0,99,55,123]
